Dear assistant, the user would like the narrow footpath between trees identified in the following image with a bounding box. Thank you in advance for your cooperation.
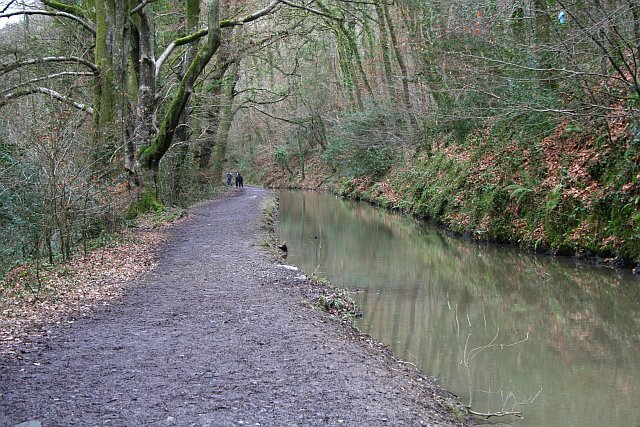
[1,187,469,426]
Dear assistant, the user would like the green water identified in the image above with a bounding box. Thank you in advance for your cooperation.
[276,190,640,427]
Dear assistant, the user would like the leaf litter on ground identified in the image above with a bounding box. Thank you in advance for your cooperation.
[0,209,187,359]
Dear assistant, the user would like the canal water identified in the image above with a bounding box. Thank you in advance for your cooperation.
[276,190,640,427]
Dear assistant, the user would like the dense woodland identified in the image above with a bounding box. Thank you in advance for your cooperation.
[1,0,640,275]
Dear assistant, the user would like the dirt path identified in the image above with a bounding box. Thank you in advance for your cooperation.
[1,187,468,426]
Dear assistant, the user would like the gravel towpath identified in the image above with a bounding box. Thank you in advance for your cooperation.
[1,187,468,426]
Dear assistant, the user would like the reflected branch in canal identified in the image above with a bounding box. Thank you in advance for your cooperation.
[277,190,640,426]
[452,302,534,416]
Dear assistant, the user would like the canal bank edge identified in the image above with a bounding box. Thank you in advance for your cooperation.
[268,178,640,275]
[259,118,640,274]
[261,193,477,425]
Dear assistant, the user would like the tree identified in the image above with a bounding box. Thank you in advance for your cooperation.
[2,0,285,200]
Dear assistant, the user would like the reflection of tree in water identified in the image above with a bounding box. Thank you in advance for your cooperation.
[451,301,534,417]
[278,190,640,426]
[279,189,640,365]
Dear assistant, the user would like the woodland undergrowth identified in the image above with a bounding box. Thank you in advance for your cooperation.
[266,114,640,269]
[0,208,187,358]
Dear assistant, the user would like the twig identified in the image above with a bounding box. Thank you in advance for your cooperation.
[0,9,96,34]
[467,409,523,418]
[130,0,157,15]
[1,87,94,114]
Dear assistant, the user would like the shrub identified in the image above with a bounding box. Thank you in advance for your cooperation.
[324,107,402,179]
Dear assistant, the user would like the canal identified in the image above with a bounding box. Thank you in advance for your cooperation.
[276,190,640,427]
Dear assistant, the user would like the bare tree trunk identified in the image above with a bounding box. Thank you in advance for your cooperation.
[212,60,240,184]
[383,3,412,114]
[375,3,395,101]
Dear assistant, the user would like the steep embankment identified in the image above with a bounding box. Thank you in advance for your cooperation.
[262,116,640,268]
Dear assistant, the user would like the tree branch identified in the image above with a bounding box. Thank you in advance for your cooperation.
[460,52,630,84]
[278,0,339,21]
[130,0,159,15]
[242,104,302,125]
[0,71,94,96]
[1,86,93,114]
[467,409,523,419]
[0,56,100,76]
[156,29,209,77]
[156,0,282,78]
[221,0,282,26]
[556,0,632,89]
[0,9,96,34]
[1,1,16,14]
[40,0,87,18]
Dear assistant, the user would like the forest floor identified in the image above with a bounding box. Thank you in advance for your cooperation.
[0,186,470,426]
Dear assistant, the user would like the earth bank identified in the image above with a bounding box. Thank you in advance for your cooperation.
[260,117,640,271]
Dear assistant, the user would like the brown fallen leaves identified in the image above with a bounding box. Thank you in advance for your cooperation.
[0,216,185,358]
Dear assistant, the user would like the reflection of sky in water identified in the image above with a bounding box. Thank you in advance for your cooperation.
[277,190,640,427]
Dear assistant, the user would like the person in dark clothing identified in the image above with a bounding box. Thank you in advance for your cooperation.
[226,172,233,186]
[235,170,244,188]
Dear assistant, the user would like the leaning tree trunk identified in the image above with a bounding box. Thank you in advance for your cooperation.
[170,0,202,200]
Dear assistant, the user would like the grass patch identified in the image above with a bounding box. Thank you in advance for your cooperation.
[130,206,187,229]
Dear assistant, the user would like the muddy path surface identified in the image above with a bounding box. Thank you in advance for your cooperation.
[1,187,468,426]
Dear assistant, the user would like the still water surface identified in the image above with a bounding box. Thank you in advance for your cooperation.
[276,191,640,427]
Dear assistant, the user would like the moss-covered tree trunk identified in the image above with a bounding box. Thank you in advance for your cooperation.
[93,0,130,166]
[139,0,222,199]
[41,0,130,168]
[336,38,361,109]
[197,25,235,173]
[382,4,413,117]
[128,1,155,186]
[196,89,222,173]
[315,0,373,110]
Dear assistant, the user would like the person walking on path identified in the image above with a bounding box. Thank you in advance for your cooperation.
[226,172,233,186]
[235,170,244,188]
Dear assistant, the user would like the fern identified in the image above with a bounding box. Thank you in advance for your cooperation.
[505,184,533,205]
[546,186,563,213]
